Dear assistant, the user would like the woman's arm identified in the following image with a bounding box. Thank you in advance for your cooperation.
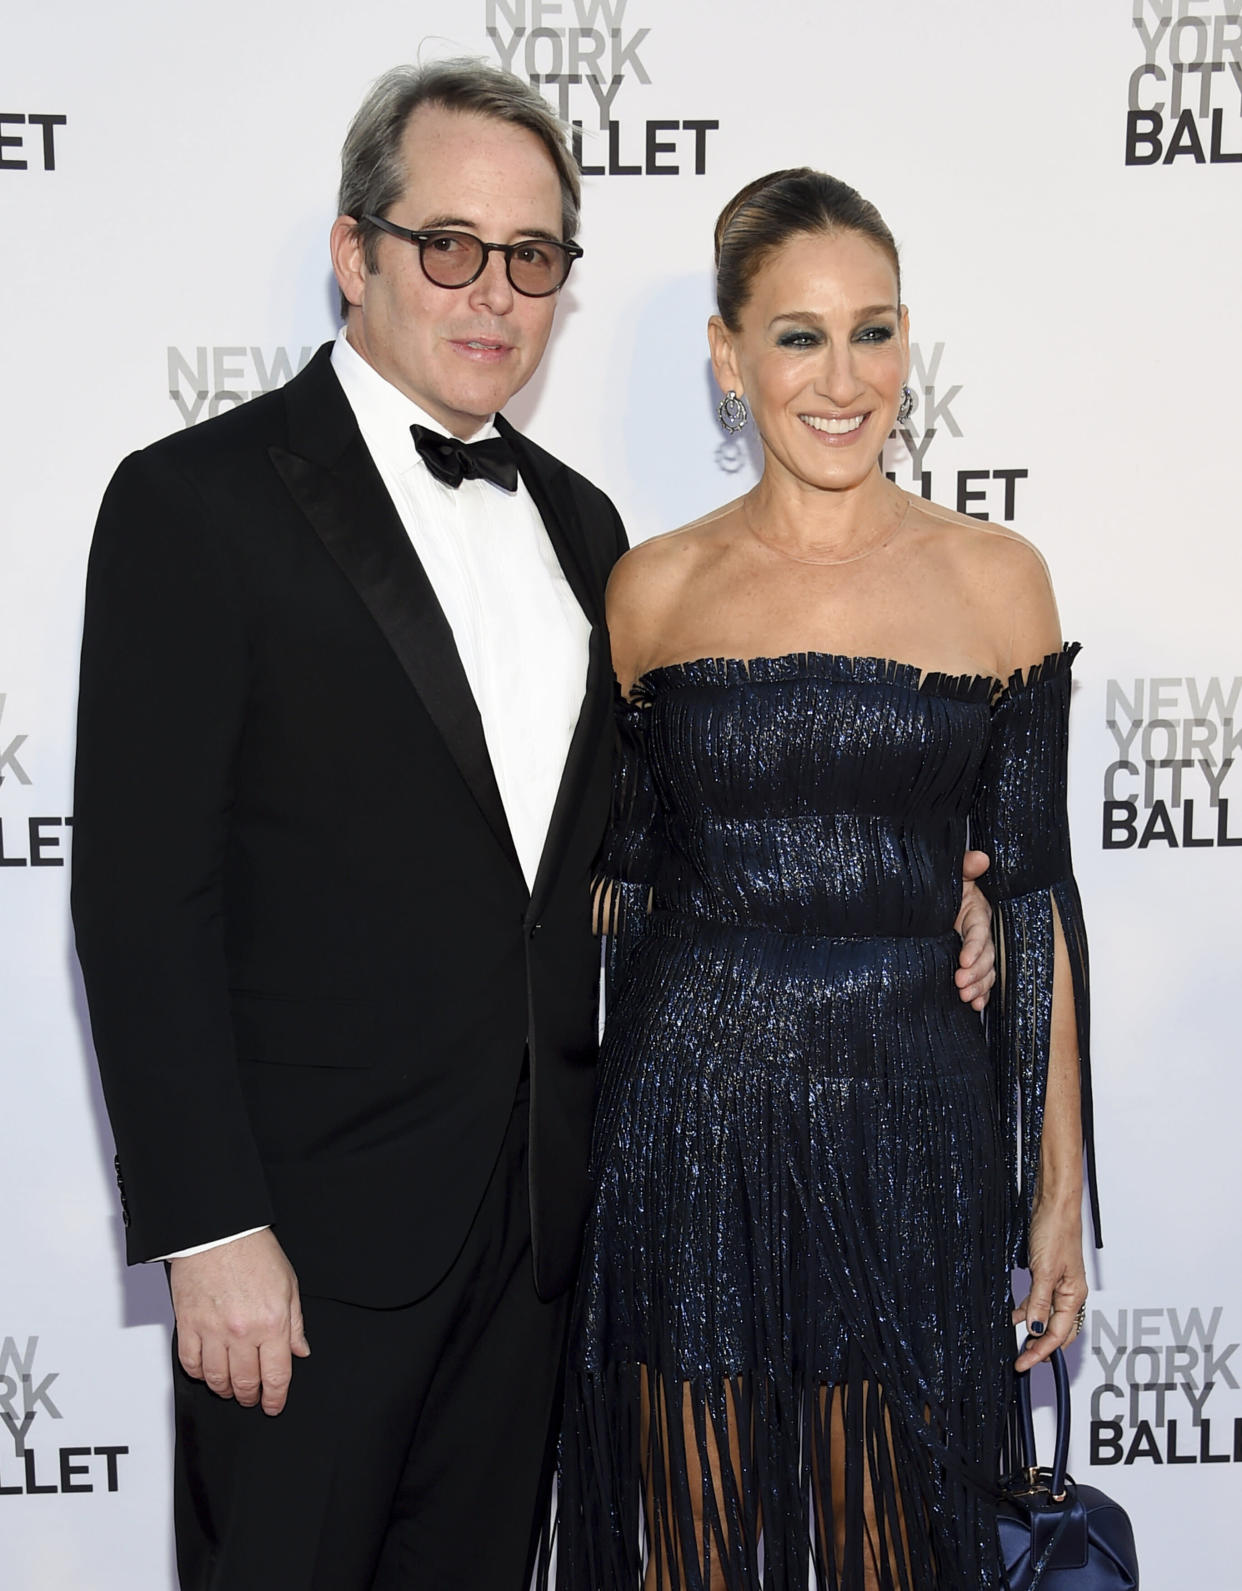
[970,537,1097,1370]
[1014,901,1089,1370]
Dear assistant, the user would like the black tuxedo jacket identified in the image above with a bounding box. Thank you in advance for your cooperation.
[71,344,626,1306]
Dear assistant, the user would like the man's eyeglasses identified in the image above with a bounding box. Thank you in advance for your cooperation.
[363,215,583,298]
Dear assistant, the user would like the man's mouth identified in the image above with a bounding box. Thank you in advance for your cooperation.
[449,336,514,362]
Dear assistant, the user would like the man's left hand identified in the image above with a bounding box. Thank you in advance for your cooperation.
[955,849,995,1010]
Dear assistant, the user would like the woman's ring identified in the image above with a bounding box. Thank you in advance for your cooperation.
[1074,1302,1087,1332]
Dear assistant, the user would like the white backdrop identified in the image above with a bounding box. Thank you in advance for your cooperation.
[2,3,1239,1586]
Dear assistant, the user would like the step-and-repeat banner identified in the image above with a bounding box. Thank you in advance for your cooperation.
[3,3,1238,1586]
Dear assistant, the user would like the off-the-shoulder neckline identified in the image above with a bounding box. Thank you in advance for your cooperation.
[623,644,1079,707]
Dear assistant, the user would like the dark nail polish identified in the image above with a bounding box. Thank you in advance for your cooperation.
[1029,1320,1046,1336]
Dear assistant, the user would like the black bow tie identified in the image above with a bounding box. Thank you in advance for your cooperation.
[410,424,519,492]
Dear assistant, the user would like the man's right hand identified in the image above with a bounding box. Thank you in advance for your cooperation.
[170,1228,310,1416]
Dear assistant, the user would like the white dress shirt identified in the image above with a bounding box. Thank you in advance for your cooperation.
[160,329,592,1260]
[330,328,591,889]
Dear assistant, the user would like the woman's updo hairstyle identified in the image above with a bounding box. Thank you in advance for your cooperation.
[713,168,901,331]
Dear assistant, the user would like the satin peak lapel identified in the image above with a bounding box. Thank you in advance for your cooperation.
[529,623,609,917]
[498,417,601,627]
[268,434,521,876]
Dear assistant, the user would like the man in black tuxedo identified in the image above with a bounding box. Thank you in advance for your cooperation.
[73,61,623,1590]
[73,57,995,1591]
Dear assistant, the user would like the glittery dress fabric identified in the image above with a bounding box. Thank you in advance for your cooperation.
[549,646,1096,1591]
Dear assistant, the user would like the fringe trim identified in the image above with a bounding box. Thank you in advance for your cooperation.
[593,688,662,1005]
[635,651,999,706]
[998,641,1082,700]
[990,883,1098,1267]
[972,640,1098,1260]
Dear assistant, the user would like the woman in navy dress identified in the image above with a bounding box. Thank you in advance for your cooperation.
[551,170,1097,1590]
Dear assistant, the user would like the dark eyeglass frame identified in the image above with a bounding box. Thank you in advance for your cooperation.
[363,214,583,297]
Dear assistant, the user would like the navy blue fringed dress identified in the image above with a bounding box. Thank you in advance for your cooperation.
[550,646,1099,1591]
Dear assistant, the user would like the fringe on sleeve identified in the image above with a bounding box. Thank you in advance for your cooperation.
[590,683,663,1004]
[970,643,1100,1267]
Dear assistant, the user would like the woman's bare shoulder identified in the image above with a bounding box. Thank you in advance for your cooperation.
[913,496,1053,589]
[606,502,744,687]
[607,499,744,615]
[911,497,1062,670]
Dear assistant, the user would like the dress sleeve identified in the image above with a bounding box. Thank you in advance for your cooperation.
[969,642,1100,1267]
[591,685,663,1003]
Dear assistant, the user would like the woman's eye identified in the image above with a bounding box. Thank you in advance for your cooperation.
[776,330,820,348]
[857,325,895,343]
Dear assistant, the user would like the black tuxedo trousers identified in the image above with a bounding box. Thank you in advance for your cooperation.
[171,1078,569,1591]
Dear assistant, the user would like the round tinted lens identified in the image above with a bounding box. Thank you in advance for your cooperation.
[419,232,485,287]
[508,241,567,295]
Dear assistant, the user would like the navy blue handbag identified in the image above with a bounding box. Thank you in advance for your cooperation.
[997,1345,1139,1591]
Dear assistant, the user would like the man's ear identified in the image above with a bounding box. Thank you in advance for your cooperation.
[330,215,367,310]
[707,315,742,399]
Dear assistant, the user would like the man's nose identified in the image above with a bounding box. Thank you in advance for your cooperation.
[467,248,516,314]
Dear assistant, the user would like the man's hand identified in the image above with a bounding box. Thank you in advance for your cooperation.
[170,1229,310,1416]
[955,849,996,1011]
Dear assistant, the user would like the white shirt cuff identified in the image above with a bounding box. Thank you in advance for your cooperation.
[154,1226,270,1261]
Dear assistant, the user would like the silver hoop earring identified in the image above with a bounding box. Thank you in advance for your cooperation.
[717,390,749,433]
[898,385,915,424]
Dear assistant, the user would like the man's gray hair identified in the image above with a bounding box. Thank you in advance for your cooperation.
[338,59,582,283]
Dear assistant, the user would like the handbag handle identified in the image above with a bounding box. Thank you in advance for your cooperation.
[1015,1341,1071,1500]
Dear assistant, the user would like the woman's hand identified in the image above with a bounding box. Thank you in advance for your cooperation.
[954,850,995,1010]
[1013,1194,1087,1371]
